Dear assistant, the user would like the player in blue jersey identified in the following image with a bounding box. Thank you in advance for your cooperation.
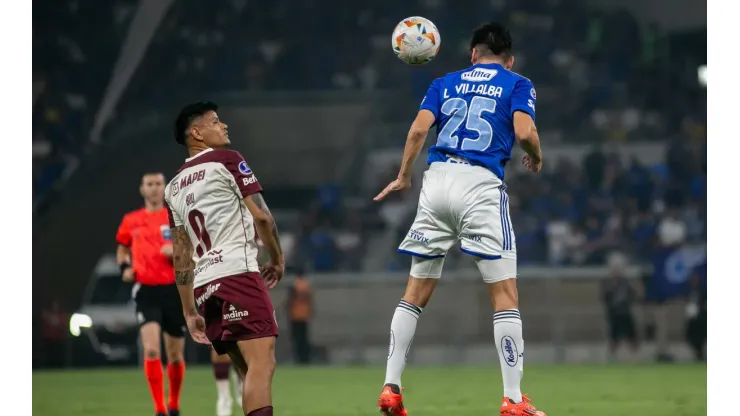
[375,22,545,416]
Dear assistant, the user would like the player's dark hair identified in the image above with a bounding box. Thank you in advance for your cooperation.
[140,171,164,180]
[469,22,513,59]
[173,101,219,146]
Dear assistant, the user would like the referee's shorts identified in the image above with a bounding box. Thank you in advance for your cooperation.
[133,283,186,337]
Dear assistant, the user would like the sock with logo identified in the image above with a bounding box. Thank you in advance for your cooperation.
[213,362,232,401]
[384,299,422,387]
[494,309,524,403]
[167,361,185,411]
[144,358,167,413]
[247,406,273,416]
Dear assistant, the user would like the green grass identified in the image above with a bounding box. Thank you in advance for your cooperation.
[33,364,706,415]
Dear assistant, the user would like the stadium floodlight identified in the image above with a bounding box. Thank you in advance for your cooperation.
[69,313,93,337]
[698,65,707,87]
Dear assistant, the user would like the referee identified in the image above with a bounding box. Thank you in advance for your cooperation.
[116,172,186,416]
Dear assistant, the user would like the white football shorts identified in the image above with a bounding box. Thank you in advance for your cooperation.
[398,158,516,281]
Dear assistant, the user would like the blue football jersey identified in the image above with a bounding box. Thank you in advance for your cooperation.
[420,63,536,181]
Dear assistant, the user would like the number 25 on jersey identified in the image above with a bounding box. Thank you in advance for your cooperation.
[436,96,497,152]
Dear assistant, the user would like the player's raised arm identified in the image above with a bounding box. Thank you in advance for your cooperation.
[374,109,436,201]
[244,193,284,289]
[400,109,437,179]
[375,79,440,201]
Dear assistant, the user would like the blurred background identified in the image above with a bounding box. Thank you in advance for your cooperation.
[33,0,705,413]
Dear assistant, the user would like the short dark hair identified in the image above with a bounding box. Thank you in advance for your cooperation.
[141,171,164,179]
[469,22,513,59]
[173,101,218,146]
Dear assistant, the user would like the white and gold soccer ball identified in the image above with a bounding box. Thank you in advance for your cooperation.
[391,16,441,65]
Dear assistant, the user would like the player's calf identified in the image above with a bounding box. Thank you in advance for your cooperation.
[486,274,525,404]
[379,258,441,415]
[230,337,276,416]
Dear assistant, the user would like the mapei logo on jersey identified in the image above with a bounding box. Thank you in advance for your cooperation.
[238,160,252,175]
[160,225,171,241]
[195,282,221,307]
[224,304,249,322]
[461,68,497,82]
[179,169,206,191]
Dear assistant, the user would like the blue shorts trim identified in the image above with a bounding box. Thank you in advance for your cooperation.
[460,248,502,260]
[397,249,445,259]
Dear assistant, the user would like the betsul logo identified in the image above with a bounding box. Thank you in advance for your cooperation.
[501,335,519,367]
[238,161,252,175]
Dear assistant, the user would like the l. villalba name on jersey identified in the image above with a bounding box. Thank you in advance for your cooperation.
[444,83,504,99]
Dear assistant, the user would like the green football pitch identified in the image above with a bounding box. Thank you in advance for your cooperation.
[33,364,706,415]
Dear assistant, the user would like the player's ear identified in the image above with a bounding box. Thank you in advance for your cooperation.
[505,55,515,70]
[470,47,478,64]
[190,125,201,142]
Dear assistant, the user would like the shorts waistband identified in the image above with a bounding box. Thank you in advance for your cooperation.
[444,154,471,165]
[429,160,505,188]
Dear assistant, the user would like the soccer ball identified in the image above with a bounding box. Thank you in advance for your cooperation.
[391,16,441,65]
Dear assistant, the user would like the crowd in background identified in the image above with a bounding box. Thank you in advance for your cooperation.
[33,0,706,272]
[283,138,706,272]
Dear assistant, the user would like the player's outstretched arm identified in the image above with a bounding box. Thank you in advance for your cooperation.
[374,109,436,201]
[244,193,284,289]
[399,109,436,179]
[513,111,543,173]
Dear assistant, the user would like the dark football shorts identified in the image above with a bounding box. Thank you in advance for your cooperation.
[193,272,279,355]
[134,283,187,338]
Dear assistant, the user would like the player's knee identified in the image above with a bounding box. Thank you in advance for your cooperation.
[488,277,519,310]
[259,353,276,374]
[168,351,185,364]
[144,348,161,360]
[247,355,275,383]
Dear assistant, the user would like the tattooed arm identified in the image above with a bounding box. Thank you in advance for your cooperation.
[171,225,197,316]
[244,193,284,267]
